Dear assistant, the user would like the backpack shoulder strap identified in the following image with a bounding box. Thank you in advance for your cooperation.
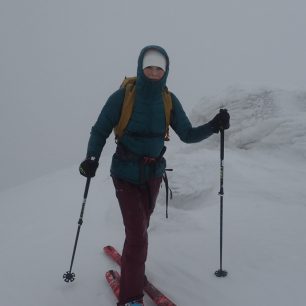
[120,76,137,89]
[114,77,137,139]
[162,88,173,141]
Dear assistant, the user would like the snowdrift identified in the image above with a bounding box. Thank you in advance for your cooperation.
[191,86,306,154]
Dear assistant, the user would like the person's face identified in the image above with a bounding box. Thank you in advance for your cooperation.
[143,66,165,80]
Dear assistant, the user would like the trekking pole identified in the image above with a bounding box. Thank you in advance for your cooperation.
[215,124,228,277]
[63,177,91,282]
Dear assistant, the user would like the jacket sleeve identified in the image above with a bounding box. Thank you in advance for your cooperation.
[170,93,214,143]
[86,89,125,159]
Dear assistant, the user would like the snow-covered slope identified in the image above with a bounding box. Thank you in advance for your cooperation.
[1,86,306,306]
[191,86,306,153]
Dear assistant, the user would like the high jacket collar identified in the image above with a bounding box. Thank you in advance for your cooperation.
[135,45,170,98]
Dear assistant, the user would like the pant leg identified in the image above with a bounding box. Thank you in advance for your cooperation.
[112,177,162,304]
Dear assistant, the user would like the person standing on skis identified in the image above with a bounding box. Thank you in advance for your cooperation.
[79,45,230,306]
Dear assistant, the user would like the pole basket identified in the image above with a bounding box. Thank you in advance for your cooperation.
[63,271,75,282]
[215,269,228,277]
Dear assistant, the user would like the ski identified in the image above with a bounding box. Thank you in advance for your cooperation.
[105,269,120,299]
[104,245,177,306]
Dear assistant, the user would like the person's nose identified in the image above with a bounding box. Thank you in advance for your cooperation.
[152,67,158,75]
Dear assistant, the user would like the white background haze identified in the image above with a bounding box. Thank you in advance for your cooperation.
[1,0,306,190]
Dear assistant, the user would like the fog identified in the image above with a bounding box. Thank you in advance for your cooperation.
[1,0,306,190]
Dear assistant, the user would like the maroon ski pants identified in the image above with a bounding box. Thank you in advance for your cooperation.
[112,176,162,304]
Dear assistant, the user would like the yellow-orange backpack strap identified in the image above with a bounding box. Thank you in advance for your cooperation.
[114,77,137,140]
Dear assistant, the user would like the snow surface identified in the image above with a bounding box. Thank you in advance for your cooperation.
[1,86,306,306]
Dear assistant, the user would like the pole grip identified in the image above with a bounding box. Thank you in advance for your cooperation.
[220,128,224,161]
[83,177,91,199]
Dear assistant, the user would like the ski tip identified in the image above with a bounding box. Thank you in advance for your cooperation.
[105,269,120,300]
[103,245,114,252]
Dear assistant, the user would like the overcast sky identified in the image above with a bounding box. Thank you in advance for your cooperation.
[1,0,306,190]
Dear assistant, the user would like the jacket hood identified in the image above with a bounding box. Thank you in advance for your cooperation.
[136,45,170,94]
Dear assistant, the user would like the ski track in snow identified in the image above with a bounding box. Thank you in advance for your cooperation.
[1,85,306,306]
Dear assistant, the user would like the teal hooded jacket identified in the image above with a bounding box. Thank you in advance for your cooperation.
[86,45,214,184]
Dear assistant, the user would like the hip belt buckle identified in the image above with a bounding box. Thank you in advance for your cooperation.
[143,156,156,164]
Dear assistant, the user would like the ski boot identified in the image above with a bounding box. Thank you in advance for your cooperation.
[119,299,144,306]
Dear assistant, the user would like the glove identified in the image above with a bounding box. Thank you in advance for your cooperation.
[79,157,99,178]
[209,109,230,133]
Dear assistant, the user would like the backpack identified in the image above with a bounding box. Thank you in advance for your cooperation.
[114,77,173,141]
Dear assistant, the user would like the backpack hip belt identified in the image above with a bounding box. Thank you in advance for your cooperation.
[115,143,166,164]
[115,143,172,217]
